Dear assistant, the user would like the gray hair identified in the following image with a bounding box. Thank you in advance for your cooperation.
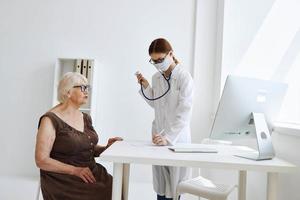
[57,72,88,103]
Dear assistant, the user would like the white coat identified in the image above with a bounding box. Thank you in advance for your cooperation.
[139,64,194,198]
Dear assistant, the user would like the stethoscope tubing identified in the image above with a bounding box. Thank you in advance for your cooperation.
[140,73,172,101]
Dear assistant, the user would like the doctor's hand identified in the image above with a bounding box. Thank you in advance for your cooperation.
[106,137,123,148]
[136,73,149,89]
[152,134,168,146]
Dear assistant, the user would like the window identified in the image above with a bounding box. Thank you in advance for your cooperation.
[221,0,300,124]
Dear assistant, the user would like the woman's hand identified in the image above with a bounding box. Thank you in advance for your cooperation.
[106,137,123,148]
[152,134,168,146]
[72,167,96,183]
[136,73,149,89]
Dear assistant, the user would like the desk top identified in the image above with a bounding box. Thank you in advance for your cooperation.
[97,141,297,173]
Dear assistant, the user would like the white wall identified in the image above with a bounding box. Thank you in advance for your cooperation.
[3,1,298,200]
[221,0,276,85]
[191,0,222,143]
[5,1,298,200]
[0,0,197,178]
[272,132,300,200]
[0,0,222,184]
[209,0,300,200]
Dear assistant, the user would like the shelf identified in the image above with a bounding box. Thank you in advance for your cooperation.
[52,58,98,122]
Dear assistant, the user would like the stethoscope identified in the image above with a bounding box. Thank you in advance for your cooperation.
[140,72,172,101]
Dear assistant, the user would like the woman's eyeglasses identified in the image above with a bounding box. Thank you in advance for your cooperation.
[73,85,91,92]
[149,53,169,64]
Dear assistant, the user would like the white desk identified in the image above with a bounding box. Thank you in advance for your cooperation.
[97,141,297,200]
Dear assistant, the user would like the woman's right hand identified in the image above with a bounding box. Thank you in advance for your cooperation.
[72,167,96,183]
[136,73,149,89]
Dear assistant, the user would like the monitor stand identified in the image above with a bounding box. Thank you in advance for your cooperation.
[235,112,275,161]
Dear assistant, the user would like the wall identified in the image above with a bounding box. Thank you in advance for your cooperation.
[3,1,297,200]
[209,0,300,199]
[0,0,221,185]
[272,131,300,200]
[0,0,196,179]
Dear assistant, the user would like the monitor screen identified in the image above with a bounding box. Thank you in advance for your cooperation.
[210,75,287,144]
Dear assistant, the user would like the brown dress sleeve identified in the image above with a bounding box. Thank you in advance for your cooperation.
[38,112,59,130]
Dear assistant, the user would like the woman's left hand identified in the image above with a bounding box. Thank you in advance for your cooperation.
[106,137,123,148]
[152,134,168,146]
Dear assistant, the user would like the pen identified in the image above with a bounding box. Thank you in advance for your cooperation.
[134,71,141,76]
[158,129,165,136]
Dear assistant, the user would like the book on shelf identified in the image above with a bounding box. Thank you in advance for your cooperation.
[87,60,93,83]
[74,59,82,73]
[82,59,88,77]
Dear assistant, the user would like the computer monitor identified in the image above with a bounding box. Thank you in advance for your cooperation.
[210,75,287,160]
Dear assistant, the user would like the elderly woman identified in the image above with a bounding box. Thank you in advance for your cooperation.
[35,72,122,200]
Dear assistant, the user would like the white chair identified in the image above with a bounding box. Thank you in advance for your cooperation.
[176,139,235,200]
[176,176,236,200]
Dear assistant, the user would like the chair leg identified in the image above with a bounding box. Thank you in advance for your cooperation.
[35,180,40,200]
[175,191,181,200]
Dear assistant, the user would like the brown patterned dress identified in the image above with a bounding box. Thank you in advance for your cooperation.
[38,112,112,200]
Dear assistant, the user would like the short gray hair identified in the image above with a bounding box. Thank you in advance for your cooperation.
[57,72,88,103]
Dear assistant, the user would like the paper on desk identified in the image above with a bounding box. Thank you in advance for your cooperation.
[128,141,170,148]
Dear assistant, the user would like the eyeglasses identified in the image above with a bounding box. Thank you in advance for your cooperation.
[149,53,169,64]
[73,85,91,92]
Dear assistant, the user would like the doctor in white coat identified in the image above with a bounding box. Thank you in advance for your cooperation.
[136,38,194,200]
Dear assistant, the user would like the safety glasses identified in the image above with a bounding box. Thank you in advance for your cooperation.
[149,53,169,64]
